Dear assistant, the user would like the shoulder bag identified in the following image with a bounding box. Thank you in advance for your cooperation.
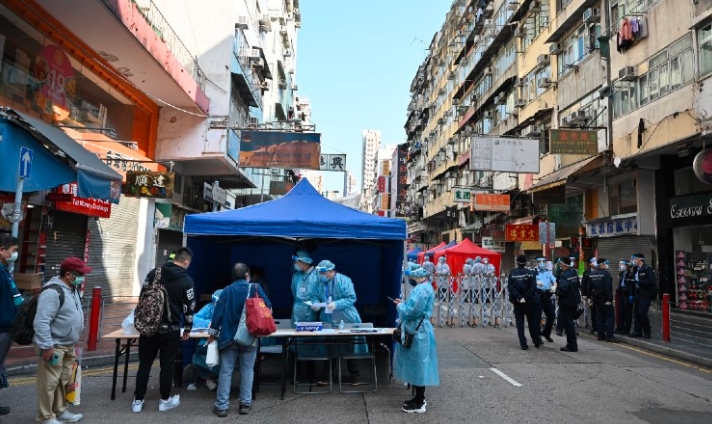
[392,316,425,349]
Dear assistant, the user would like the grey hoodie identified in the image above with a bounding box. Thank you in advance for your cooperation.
[33,277,84,350]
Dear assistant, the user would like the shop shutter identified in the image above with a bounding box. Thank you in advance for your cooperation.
[156,229,185,266]
[596,235,653,280]
[44,210,88,281]
[87,197,141,298]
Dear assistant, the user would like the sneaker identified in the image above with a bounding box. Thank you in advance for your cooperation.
[402,401,427,414]
[131,399,144,413]
[350,375,361,386]
[158,395,180,412]
[212,407,228,418]
[403,399,427,408]
[205,379,218,391]
[40,420,62,424]
[560,346,578,352]
[56,410,84,422]
[238,403,252,415]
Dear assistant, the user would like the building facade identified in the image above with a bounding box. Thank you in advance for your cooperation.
[360,129,381,213]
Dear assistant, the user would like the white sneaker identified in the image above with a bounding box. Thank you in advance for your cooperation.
[131,399,144,413]
[205,379,218,391]
[158,395,180,412]
[56,410,84,422]
[40,419,62,424]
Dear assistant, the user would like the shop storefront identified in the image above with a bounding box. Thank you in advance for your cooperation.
[668,192,712,313]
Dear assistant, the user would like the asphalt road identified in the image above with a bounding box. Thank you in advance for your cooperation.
[3,324,712,424]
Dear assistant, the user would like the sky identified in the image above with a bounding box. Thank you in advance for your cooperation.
[296,0,453,194]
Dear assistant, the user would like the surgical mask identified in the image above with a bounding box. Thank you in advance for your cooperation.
[294,264,302,272]
[73,276,85,286]
[318,274,328,283]
[439,258,445,263]
[9,251,18,262]
[537,263,546,270]
[619,264,627,271]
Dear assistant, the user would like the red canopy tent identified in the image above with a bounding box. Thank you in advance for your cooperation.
[417,242,447,264]
[433,238,502,278]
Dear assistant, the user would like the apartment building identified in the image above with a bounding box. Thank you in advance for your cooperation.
[360,129,381,213]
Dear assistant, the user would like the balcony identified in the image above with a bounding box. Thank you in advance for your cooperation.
[545,0,598,43]
[34,0,209,112]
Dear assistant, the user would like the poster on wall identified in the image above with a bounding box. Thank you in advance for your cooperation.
[33,45,76,121]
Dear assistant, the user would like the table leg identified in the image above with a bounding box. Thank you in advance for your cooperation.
[280,339,290,400]
[122,339,133,393]
[111,338,120,400]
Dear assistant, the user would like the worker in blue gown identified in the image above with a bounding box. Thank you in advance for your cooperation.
[191,289,223,390]
[313,260,364,385]
[290,250,321,381]
[392,267,440,414]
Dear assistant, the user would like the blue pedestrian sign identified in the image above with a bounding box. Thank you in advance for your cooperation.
[19,146,33,179]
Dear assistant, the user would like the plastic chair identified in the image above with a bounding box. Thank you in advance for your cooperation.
[293,348,332,394]
[257,319,292,385]
[338,323,377,394]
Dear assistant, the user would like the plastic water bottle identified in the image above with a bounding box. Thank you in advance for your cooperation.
[338,320,345,330]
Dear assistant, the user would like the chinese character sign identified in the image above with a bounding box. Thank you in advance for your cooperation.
[474,193,510,211]
[482,236,505,252]
[549,129,598,154]
[585,216,638,237]
[454,188,472,203]
[124,171,175,198]
[505,224,540,242]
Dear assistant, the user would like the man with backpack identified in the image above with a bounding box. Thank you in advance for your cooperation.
[0,234,22,421]
[132,247,196,413]
[33,257,92,424]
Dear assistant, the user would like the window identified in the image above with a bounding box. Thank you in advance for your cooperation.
[698,23,712,76]
[609,181,637,216]
[557,24,600,77]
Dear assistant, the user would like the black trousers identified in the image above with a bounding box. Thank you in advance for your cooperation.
[633,297,653,336]
[594,300,615,339]
[589,302,598,331]
[513,302,541,348]
[134,330,181,401]
[559,306,578,350]
[536,294,556,337]
[616,290,633,333]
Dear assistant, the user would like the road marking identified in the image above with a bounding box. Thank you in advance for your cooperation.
[9,363,139,386]
[490,367,522,387]
[617,344,712,374]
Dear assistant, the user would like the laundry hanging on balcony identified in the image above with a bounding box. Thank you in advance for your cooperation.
[617,17,648,53]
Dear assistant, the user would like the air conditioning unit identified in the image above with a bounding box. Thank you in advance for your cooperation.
[448,71,456,80]
[279,79,288,88]
[452,98,460,106]
[549,43,563,55]
[619,66,638,81]
[583,8,601,24]
[522,124,542,137]
[284,48,293,57]
[576,109,590,121]
[515,27,526,38]
[484,67,493,76]
[494,93,506,105]
[561,115,572,127]
[484,19,495,29]
[515,98,528,108]
[438,88,446,96]
[538,77,553,89]
[253,58,265,69]
[530,0,541,12]
[240,47,260,58]
[484,110,493,119]
[293,84,298,91]
[437,117,445,124]
[235,15,249,29]
[507,1,520,11]
[536,54,549,69]
[516,77,526,87]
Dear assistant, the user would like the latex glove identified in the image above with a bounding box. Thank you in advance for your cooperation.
[311,305,320,311]
[587,299,593,306]
[550,284,557,294]
[326,302,336,312]
[629,295,634,303]
[605,301,612,306]
[518,298,526,304]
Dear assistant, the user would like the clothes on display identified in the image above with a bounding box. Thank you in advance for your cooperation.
[675,250,711,312]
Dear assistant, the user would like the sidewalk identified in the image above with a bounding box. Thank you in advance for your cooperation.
[579,309,712,369]
[5,299,137,375]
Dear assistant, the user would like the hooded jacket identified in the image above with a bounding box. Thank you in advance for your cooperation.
[33,278,84,350]
[143,262,196,332]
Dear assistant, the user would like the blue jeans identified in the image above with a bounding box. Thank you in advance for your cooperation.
[215,342,257,411]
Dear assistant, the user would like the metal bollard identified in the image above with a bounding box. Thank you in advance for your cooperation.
[662,293,671,343]
[87,287,102,351]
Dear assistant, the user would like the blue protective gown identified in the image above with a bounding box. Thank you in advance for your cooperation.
[191,303,220,378]
[291,266,320,326]
[314,272,365,355]
[393,281,440,387]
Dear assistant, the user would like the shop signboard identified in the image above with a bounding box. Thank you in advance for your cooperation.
[669,193,712,220]
[549,129,598,154]
[585,214,638,237]
[319,154,346,171]
[454,188,473,203]
[505,224,539,242]
[377,175,387,193]
[692,149,712,185]
[396,143,408,202]
[51,183,111,218]
[469,137,540,173]
[474,193,510,211]
[238,131,321,169]
[482,236,505,252]
[124,171,175,198]
[227,130,240,163]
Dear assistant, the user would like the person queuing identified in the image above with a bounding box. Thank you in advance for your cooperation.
[630,253,657,339]
[313,260,363,385]
[534,257,557,343]
[34,257,92,424]
[507,255,542,350]
[421,255,435,276]
[481,257,496,301]
[580,257,599,334]
[0,234,21,421]
[133,247,196,414]
[461,258,473,303]
[434,256,451,300]
[555,257,581,352]
[615,260,635,335]
[392,267,439,414]
[208,263,271,417]
[588,259,620,343]
[191,289,223,391]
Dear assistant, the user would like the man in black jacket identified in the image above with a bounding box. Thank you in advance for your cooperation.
[556,257,581,352]
[615,261,635,335]
[580,257,598,334]
[133,247,196,413]
[588,259,620,343]
[631,253,657,339]
[508,255,541,350]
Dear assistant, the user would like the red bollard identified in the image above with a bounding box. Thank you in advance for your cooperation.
[662,293,671,343]
[87,287,102,351]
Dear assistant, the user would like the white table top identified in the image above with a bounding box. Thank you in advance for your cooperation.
[102,326,210,340]
[103,326,395,340]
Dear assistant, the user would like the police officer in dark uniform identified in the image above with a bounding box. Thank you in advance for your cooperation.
[615,260,635,335]
[580,257,598,334]
[534,257,557,343]
[630,253,657,338]
[507,255,542,350]
[588,259,620,343]
[555,257,580,352]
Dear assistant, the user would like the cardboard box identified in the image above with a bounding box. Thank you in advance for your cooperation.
[14,273,43,290]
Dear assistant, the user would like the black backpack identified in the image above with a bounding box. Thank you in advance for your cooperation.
[11,284,65,346]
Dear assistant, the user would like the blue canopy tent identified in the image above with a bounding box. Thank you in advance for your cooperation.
[406,247,422,261]
[183,178,407,327]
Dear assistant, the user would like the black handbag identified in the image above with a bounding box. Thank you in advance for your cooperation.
[393,316,425,348]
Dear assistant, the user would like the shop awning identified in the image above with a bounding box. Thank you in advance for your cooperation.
[0,107,122,200]
[527,155,600,194]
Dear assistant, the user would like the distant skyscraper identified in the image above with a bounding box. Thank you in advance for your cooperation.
[360,130,381,213]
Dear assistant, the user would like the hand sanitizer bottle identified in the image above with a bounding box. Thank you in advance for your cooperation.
[338,320,345,330]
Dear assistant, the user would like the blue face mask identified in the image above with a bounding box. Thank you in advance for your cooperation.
[538,263,546,271]
[318,274,329,283]
[294,263,302,272]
